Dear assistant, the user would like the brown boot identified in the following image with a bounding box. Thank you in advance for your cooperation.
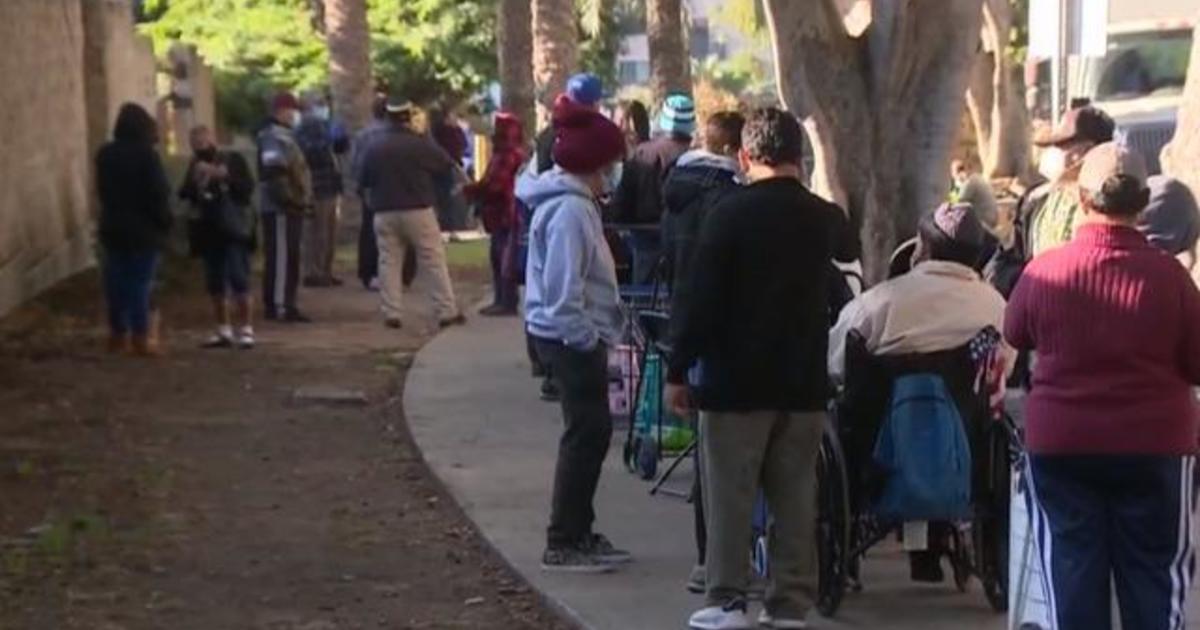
[107,334,131,355]
[131,334,164,358]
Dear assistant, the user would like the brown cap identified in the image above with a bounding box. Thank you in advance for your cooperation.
[1078,142,1148,193]
[1033,106,1115,147]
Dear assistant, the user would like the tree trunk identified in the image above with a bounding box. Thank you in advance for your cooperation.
[532,0,578,127]
[498,0,536,135]
[765,0,983,284]
[647,0,692,102]
[964,0,1031,180]
[325,0,372,134]
[1162,19,1200,195]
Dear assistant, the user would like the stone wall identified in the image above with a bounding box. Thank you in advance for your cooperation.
[0,0,94,316]
[0,0,162,316]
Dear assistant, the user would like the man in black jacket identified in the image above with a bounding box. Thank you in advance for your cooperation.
[660,109,744,594]
[666,108,858,630]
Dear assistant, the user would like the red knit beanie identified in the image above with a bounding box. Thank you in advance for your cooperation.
[551,95,625,175]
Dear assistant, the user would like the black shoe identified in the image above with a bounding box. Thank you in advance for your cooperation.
[540,379,561,402]
[384,318,403,329]
[329,276,344,286]
[478,304,518,317]
[909,553,946,583]
[531,364,547,379]
[540,546,615,574]
[438,313,467,329]
[584,533,632,565]
[282,310,312,324]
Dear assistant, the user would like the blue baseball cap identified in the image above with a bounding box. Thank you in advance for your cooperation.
[566,73,604,107]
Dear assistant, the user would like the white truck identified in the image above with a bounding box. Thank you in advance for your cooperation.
[1028,0,1195,173]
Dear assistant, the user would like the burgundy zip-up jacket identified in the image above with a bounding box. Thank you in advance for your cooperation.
[1005,223,1200,455]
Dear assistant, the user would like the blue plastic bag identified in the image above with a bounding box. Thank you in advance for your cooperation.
[873,374,972,521]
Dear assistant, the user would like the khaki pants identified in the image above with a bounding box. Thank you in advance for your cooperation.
[373,208,458,321]
[305,196,340,281]
[701,410,825,619]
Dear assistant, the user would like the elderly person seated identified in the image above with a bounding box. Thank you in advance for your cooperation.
[829,202,1013,583]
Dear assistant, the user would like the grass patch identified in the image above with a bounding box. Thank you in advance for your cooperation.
[445,240,489,270]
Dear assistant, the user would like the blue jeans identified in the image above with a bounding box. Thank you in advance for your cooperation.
[103,248,159,336]
[489,228,517,309]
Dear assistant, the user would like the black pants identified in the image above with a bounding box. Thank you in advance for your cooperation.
[1028,454,1196,630]
[692,439,707,565]
[533,338,613,549]
[358,203,379,286]
[262,212,302,313]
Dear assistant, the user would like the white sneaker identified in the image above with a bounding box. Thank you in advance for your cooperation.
[689,601,754,630]
[757,609,807,629]
[235,327,255,349]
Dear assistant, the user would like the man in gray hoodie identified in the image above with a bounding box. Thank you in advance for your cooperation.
[520,97,628,572]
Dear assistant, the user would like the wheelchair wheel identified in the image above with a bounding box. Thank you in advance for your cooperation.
[973,422,1012,613]
[815,423,851,618]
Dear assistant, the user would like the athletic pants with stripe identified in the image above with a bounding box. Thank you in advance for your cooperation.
[262,212,302,314]
[1028,454,1197,630]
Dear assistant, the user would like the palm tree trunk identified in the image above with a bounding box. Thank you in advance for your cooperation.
[325,0,372,133]
[498,0,536,135]
[647,0,692,103]
[532,0,579,127]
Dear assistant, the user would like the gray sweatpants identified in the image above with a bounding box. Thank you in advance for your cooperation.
[701,410,825,620]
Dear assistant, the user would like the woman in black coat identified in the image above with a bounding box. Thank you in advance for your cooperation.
[95,103,172,355]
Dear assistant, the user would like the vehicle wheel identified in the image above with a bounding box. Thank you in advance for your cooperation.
[816,424,851,618]
[975,423,1012,613]
[636,436,658,480]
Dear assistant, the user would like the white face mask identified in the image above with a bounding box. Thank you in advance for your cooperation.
[288,110,303,128]
[1038,147,1067,181]
[313,106,331,121]
[600,161,624,196]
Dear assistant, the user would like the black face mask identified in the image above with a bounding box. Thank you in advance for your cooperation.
[196,147,218,161]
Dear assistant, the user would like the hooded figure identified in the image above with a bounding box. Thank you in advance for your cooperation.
[465,112,527,315]
[96,103,173,253]
[94,102,173,355]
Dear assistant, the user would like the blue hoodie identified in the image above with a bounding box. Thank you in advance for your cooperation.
[518,167,623,351]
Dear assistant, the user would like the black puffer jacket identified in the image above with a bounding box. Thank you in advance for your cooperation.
[661,151,741,335]
[95,103,173,252]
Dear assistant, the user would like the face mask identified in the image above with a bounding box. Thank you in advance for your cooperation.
[288,110,302,128]
[313,106,331,121]
[600,161,624,196]
[1038,147,1067,181]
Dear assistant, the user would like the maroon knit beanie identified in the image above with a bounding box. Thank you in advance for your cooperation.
[551,95,625,175]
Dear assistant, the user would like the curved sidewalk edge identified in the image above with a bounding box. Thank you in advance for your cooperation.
[403,316,1023,630]
[403,315,698,630]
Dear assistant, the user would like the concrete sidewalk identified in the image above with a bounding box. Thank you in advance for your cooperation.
[404,315,1194,629]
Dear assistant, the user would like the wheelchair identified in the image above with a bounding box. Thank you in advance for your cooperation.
[813,329,1019,618]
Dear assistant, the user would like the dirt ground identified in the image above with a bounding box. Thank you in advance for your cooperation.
[0,244,570,630]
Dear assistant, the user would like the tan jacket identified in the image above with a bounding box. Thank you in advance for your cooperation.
[256,122,314,216]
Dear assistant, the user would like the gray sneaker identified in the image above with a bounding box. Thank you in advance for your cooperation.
[541,546,616,573]
[686,564,706,593]
[586,533,633,565]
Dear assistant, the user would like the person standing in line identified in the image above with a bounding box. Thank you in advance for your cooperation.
[257,91,314,323]
[659,110,745,594]
[520,97,631,572]
[357,98,466,330]
[615,93,696,284]
[353,92,390,290]
[534,73,605,174]
[1005,142,1200,630]
[615,99,651,152]
[431,106,472,233]
[464,112,526,316]
[666,108,859,630]
[95,103,173,357]
[179,125,257,349]
[296,90,350,288]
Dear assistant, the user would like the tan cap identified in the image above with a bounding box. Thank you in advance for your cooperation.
[1078,142,1148,193]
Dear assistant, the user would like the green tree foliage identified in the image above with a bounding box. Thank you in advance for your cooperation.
[142,0,496,132]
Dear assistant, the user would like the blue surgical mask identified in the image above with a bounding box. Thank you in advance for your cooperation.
[601,161,624,196]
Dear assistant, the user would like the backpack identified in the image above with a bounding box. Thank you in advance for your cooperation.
[256,128,301,211]
[873,373,973,521]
